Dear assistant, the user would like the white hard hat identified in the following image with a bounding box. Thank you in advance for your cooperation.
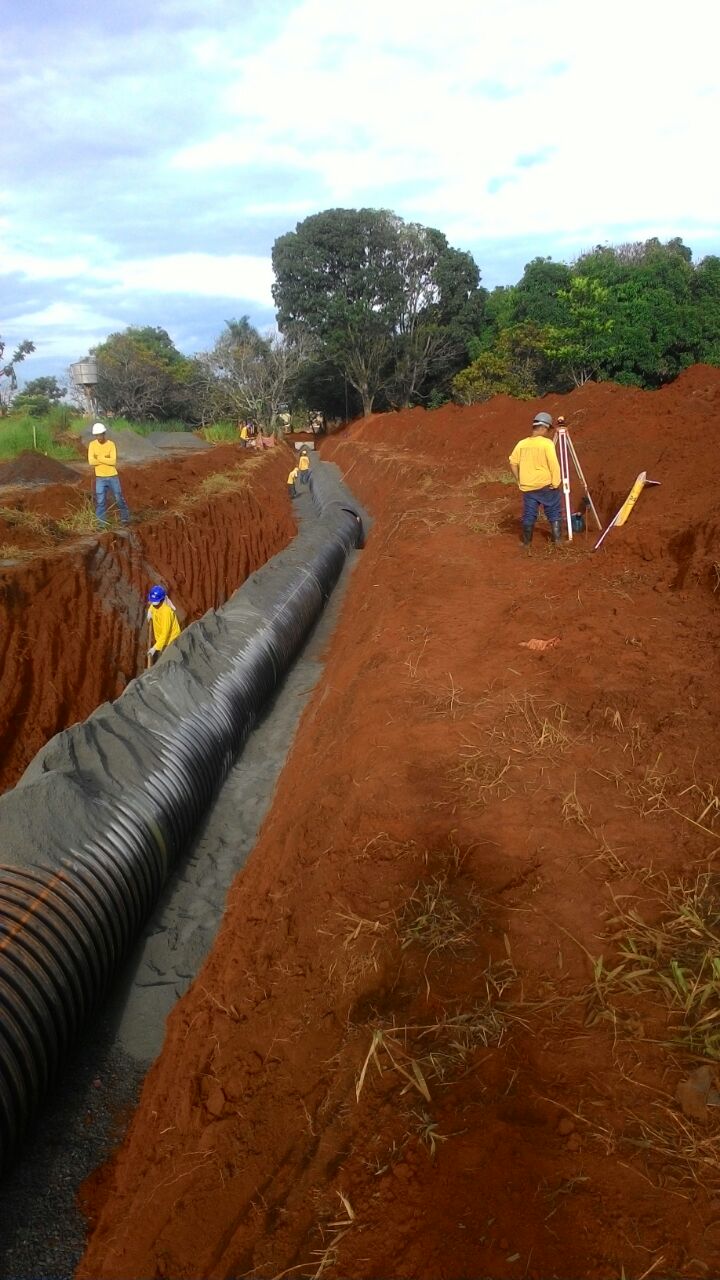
[91,422,107,435]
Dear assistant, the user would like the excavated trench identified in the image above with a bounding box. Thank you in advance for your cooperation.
[0,448,294,793]
[0,456,366,1278]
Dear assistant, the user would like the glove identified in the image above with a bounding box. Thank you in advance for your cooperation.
[147,647,157,657]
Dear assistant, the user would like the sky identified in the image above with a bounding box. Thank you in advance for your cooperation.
[2,0,719,384]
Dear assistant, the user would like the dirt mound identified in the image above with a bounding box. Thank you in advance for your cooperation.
[0,450,82,488]
[78,370,720,1279]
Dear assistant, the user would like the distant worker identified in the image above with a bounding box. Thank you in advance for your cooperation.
[146,585,181,664]
[298,448,311,485]
[509,411,562,548]
[287,464,300,499]
[88,423,130,527]
[240,423,250,447]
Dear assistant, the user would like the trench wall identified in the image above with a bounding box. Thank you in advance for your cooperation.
[0,450,294,793]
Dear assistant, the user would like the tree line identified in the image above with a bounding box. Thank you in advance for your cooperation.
[4,211,720,424]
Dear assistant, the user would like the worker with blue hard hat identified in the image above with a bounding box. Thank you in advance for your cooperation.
[146,585,181,664]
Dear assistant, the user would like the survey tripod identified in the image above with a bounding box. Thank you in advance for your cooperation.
[554,427,602,542]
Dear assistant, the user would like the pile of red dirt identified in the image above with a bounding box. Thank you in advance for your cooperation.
[72,370,720,1278]
[0,448,294,793]
[0,450,82,487]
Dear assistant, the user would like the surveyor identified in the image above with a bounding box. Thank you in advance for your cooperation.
[88,423,131,526]
[287,464,300,499]
[240,423,250,447]
[509,411,562,547]
[146,585,181,662]
[298,448,311,485]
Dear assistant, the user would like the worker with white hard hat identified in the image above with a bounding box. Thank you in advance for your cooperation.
[508,411,562,549]
[87,423,130,526]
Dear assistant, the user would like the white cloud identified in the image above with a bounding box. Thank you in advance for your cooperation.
[103,252,274,305]
[170,0,720,245]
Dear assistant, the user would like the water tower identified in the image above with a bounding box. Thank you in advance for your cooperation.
[70,357,99,417]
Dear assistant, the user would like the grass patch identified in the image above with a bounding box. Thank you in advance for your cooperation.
[200,422,240,444]
[56,501,103,534]
[0,506,53,540]
[468,466,516,486]
[0,542,27,560]
[0,417,77,461]
[488,690,574,758]
[591,871,720,1058]
[355,960,516,1101]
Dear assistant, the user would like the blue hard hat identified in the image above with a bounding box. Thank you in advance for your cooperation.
[147,585,166,605]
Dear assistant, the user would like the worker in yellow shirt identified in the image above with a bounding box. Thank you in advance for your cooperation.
[87,423,130,526]
[298,448,311,485]
[240,424,249,447]
[287,465,299,500]
[508,411,562,548]
[146,585,181,663]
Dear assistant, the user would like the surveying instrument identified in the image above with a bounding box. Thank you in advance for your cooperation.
[554,419,601,542]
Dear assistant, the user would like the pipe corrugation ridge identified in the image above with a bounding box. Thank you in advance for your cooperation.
[0,466,365,1172]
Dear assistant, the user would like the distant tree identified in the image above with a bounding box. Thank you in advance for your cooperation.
[197,318,310,428]
[452,325,549,403]
[92,326,195,420]
[13,375,66,417]
[512,257,573,328]
[272,208,484,414]
[0,335,35,412]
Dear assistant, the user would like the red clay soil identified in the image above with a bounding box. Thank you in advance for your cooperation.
[0,450,82,487]
[78,368,720,1280]
[0,447,294,793]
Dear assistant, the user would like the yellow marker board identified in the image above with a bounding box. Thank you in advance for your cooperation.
[614,471,647,527]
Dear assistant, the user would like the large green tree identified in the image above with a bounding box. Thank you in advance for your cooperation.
[272,208,483,415]
[92,326,195,420]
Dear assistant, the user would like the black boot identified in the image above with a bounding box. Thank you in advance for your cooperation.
[520,523,534,548]
[550,520,562,545]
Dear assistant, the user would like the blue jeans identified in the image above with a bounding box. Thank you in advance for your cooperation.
[95,475,130,525]
[300,469,309,484]
[522,486,561,526]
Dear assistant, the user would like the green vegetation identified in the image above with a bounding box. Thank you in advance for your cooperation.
[7,219,720,432]
[0,417,77,461]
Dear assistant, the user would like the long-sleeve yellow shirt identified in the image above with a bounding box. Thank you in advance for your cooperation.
[148,600,181,652]
[287,467,299,484]
[88,439,118,477]
[508,436,561,492]
[298,454,310,471]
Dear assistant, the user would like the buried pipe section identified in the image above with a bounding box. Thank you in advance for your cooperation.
[0,465,365,1173]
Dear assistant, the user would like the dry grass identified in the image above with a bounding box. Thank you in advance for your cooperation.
[56,501,103,533]
[397,875,475,957]
[451,749,514,808]
[355,964,516,1102]
[0,506,53,540]
[0,542,27,560]
[326,910,392,992]
[595,1104,720,1193]
[467,466,516,486]
[561,778,593,832]
[591,871,720,1058]
[487,691,575,758]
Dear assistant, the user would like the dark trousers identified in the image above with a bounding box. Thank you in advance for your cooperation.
[522,486,561,526]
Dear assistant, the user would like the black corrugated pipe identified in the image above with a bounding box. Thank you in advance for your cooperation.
[0,465,365,1173]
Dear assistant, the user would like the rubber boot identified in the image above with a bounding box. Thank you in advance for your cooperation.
[520,523,534,548]
[550,520,562,546]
